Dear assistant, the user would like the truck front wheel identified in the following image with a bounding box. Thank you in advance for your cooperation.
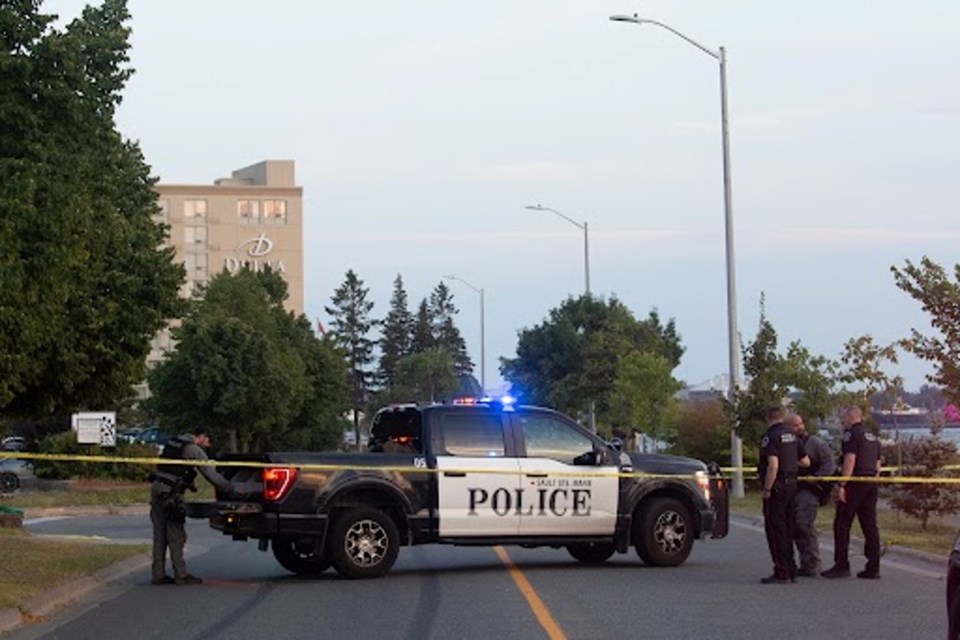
[272,537,330,575]
[633,497,694,567]
[567,542,616,565]
[329,507,400,579]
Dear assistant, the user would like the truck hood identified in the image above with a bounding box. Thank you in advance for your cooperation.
[627,453,708,476]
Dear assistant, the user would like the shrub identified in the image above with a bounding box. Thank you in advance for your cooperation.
[34,431,158,481]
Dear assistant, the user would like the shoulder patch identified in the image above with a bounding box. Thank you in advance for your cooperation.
[760,436,769,448]
[864,433,877,442]
[842,431,852,442]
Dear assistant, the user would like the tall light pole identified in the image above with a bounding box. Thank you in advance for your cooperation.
[525,204,596,433]
[525,204,590,296]
[610,14,743,497]
[442,275,485,393]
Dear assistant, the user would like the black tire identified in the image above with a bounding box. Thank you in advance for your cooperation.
[0,472,18,494]
[633,497,694,567]
[567,542,616,565]
[328,507,400,579]
[272,537,330,575]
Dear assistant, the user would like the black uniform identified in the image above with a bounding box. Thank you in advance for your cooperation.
[759,422,801,580]
[832,422,881,574]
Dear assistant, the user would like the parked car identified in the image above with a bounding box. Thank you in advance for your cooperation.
[948,533,960,639]
[0,458,35,494]
[132,427,173,450]
[1,436,26,452]
[117,427,145,444]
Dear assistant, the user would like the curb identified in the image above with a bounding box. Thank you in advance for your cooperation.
[0,553,150,635]
[23,504,149,519]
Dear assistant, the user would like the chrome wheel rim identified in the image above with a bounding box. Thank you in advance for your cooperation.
[653,510,687,555]
[344,519,388,567]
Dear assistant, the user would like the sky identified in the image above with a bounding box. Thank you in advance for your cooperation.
[46,0,960,394]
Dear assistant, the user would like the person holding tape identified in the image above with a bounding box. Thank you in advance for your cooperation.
[822,405,882,579]
[789,412,836,577]
[759,406,810,584]
[150,426,239,585]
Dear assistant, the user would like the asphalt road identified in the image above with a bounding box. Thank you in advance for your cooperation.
[6,514,949,640]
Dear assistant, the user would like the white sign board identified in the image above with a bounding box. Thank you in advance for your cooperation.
[71,412,117,447]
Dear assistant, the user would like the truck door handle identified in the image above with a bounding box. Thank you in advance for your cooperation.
[443,471,467,477]
[525,473,548,478]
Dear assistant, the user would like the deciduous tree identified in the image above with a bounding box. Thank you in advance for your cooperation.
[892,257,960,404]
[0,0,183,417]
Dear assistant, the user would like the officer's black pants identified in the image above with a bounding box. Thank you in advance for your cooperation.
[763,482,797,579]
[833,481,880,573]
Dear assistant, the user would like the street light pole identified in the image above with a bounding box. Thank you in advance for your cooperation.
[525,204,596,433]
[525,204,590,296]
[442,275,485,393]
[610,14,744,497]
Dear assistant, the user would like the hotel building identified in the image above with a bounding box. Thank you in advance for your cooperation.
[146,160,304,369]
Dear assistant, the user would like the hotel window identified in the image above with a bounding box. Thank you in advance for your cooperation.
[185,253,208,278]
[184,226,207,248]
[184,199,207,221]
[238,200,260,224]
[153,199,170,224]
[263,200,287,225]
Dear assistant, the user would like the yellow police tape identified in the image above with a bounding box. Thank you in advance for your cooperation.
[3,450,960,484]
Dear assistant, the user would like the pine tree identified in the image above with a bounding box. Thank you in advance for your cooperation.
[411,299,435,354]
[429,282,473,376]
[378,274,413,388]
[324,270,376,448]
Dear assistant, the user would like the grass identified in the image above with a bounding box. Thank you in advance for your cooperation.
[731,490,957,557]
[0,527,147,609]
[1,479,215,510]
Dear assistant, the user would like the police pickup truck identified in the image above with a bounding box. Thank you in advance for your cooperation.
[188,400,728,579]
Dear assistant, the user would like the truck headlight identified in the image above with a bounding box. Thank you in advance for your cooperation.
[695,470,711,501]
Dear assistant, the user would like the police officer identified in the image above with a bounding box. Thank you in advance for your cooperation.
[789,413,836,577]
[822,405,882,579]
[150,427,237,585]
[759,406,809,584]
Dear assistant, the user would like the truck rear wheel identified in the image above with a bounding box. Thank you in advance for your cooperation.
[272,537,330,575]
[633,497,693,567]
[567,542,616,565]
[329,507,400,579]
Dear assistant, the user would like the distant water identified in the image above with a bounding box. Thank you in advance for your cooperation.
[880,427,960,446]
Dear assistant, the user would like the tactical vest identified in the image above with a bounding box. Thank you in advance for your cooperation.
[851,424,880,476]
[154,435,198,489]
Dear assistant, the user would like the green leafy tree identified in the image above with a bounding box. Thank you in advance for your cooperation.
[779,341,838,429]
[0,0,183,417]
[378,274,413,389]
[837,335,902,417]
[325,269,377,449]
[502,295,684,430]
[382,349,458,404]
[147,269,348,452]
[609,351,681,444]
[668,399,730,464]
[892,257,960,403]
[725,300,790,460]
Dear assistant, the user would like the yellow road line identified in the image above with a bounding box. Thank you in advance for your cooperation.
[493,546,567,640]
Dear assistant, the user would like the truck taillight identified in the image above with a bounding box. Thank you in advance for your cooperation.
[695,470,711,501]
[262,467,297,502]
